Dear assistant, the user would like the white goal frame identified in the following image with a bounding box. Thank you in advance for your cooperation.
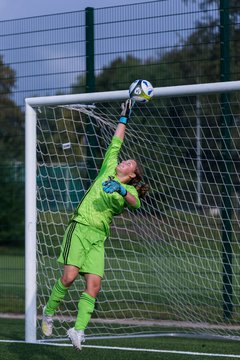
[25,80,240,343]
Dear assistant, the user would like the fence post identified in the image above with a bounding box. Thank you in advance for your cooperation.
[85,7,95,93]
[220,0,233,321]
[85,7,97,183]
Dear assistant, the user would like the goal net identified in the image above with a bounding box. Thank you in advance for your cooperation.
[25,81,240,343]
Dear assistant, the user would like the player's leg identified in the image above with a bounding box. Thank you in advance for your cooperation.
[42,221,86,336]
[67,241,104,350]
[75,237,104,331]
[67,274,101,350]
[42,265,79,336]
[75,241,104,330]
[45,264,79,315]
[76,273,101,329]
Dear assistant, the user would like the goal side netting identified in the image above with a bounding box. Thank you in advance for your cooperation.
[25,81,240,342]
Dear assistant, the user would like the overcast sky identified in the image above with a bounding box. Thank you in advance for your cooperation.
[1,0,145,20]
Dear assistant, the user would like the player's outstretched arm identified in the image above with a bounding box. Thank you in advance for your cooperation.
[98,99,132,173]
[114,99,132,141]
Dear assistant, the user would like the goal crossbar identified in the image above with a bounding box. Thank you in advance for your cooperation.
[26,80,240,107]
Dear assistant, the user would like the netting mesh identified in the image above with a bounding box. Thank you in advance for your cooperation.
[35,92,240,340]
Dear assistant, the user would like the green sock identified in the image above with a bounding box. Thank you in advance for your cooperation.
[75,292,96,330]
[45,278,68,316]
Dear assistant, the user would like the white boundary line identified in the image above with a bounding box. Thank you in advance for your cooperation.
[0,340,240,358]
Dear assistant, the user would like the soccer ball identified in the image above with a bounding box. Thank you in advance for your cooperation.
[129,79,154,103]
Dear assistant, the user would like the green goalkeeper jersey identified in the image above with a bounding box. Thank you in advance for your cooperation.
[71,136,141,237]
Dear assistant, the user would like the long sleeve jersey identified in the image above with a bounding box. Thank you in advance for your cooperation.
[71,136,141,237]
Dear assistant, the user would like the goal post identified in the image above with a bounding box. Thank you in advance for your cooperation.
[25,81,240,343]
[25,103,37,343]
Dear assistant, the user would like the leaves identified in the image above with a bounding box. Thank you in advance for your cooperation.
[0,56,24,161]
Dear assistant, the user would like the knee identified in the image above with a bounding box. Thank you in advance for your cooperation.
[61,274,76,288]
[61,265,79,287]
[86,281,101,298]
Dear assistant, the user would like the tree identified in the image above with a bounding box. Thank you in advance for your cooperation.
[0,55,25,246]
[0,55,24,160]
[183,0,240,20]
[71,55,151,93]
[181,0,240,82]
[0,163,24,246]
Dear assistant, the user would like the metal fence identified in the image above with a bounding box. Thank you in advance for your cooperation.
[1,1,226,109]
[0,0,239,314]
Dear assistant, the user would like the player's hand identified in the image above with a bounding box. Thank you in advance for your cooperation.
[119,99,133,125]
[102,177,127,197]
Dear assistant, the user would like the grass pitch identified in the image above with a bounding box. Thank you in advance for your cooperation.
[1,318,240,360]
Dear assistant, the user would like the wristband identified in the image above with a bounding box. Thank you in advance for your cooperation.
[119,186,127,197]
[119,116,128,125]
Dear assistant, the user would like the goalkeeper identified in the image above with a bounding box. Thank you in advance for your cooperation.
[42,99,149,350]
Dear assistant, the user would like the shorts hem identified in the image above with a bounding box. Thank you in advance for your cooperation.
[79,271,104,278]
[58,259,103,278]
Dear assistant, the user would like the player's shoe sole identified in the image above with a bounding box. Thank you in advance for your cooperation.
[67,327,85,351]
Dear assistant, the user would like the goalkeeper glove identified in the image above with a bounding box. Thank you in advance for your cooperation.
[119,99,133,125]
[102,177,127,197]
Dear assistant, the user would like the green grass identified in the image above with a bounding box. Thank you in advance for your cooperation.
[0,251,24,313]
[1,318,240,360]
[1,207,240,350]
[2,244,240,323]
[36,210,240,324]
